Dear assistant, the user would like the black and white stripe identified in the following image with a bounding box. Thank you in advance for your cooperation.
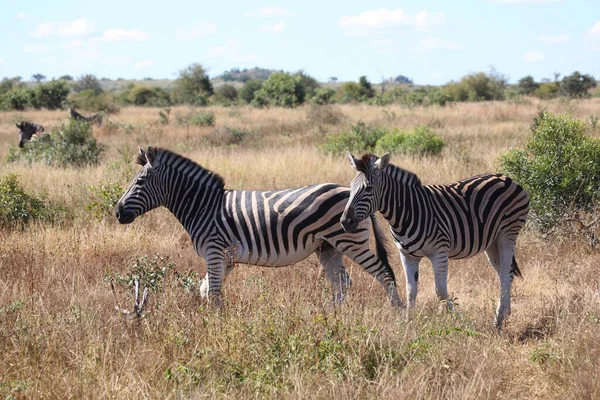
[115,147,401,307]
[341,153,529,327]
[69,108,103,125]
[16,121,45,148]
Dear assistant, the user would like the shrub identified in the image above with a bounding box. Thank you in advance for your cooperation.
[72,74,103,94]
[376,126,445,156]
[534,82,560,99]
[29,79,70,110]
[71,90,120,113]
[560,71,596,98]
[239,79,263,104]
[499,112,600,230]
[0,174,56,228]
[87,181,124,220]
[214,84,239,105]
[125,85,170,107]
[172,63,214,105]
[208,126,257,146]
[444,71,506,102]
[322,122,388,154]
[187,111,215,127]
[7,119,104,167]
[312,88,337,105]
[295,71,320,99]
[306,104,345,125]
[358,76,375,99]
[252,72,306,107]
[337,82,362,103]
[1,89,29,111]
[517,75,540,96]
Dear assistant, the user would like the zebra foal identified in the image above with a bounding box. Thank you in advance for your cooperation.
[340,152,529,328]
[16,121,45,148]
[115,147,401,307]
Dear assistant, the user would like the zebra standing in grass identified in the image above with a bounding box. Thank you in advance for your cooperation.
[16,121,45,148]
[340,153,529,328]
[115,146,401,307]
[69,108,103,125]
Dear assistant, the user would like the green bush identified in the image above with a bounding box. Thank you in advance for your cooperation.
[534,82,560,99]
[517,75,540,96]
[1,89,30,111]
[208,126,257,146]
[87,181,124,220]
[499,112,600,230]
[172,63,213,105]
[71,90,120,113]
[214,84,239,105]
[252,72,306,107]
[337,82,362,103]
[29,79,70,110]
[187,111,215,127]
[560,71,596,98]
[0,174,56,228]
[7,119,104,167]
[239,79,263,104]
[376,126,445,156]
[312,88,337,105]
[444,71,506,102]
[322,122,388,154]
[125,85,171,107]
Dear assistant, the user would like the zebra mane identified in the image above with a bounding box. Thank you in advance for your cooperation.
[356,153,422,187]
[140,148,225,189]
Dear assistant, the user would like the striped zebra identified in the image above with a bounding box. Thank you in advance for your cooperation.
[340,153,529,328]
[16,121,45,148]
[115,146,401,307]
[69,108,103,125]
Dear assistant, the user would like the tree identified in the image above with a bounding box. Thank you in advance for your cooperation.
[59,75,74,81]
[215,84,239,104]
[337,82,362,103]
[560,71,596,98]
[239,79,263,104]
[329,77,338,83]
[172,63,214,105]
[29,79,70,110]
[295,70,320,99]
[358,76,375,99]
[31,74,46,82]
[72,74,103,94]
[517,75,539,96]
[252,72,306,107]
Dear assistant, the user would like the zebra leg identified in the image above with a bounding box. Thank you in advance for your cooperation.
[316,243,352,304]
[199,262,234,300]
[337,243,402,307]
[399,249,421,308]
[430,252,451,308]
[487,238,516,329]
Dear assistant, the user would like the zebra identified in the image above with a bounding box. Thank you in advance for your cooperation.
[68,108,103,125]
[16,121,45,148]
[115,146,402,307]
[340,152,529,328]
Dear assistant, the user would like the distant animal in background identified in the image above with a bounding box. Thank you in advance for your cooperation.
[68,108,103,126]
[16,121,45,148]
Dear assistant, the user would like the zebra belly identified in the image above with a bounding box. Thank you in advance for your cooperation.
[232,240,321,267]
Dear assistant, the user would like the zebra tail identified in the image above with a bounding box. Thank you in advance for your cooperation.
[370,214,396,283]
[512,255,523,278]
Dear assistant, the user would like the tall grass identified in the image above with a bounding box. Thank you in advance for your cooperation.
[0,100,599,398]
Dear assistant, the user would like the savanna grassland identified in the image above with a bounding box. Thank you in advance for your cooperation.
[1,99,600,399]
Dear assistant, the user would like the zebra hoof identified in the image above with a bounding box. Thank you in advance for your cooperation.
[199,279,209,299]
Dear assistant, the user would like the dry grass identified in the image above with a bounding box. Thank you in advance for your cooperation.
[1,99,600,399]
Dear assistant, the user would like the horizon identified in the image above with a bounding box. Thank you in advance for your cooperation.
[1,0,599,85]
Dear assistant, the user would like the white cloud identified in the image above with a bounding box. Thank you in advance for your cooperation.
[208,39,260,63]
[59,39,85,49]
[104,56,132,66]
[23,44,52,52]
[339,9,446,35]
[523,50,545,63]
[31,18,97,38]
[133,60,154,70]
[177,22,217,40]
[537,34,569,44]
[260,22,285,34]
[488,0,561,4]
[418,37,463,51]
[247,7,291,18]
[585,21,600,51]
[16,12,28,19]
[94,29,150,42]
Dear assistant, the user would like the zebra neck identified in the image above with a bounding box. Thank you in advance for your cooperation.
[379,171,431,235]
[163,175,224,237]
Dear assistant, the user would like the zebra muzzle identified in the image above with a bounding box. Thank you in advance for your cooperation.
[115,202,136,224]
[340,209,358,233]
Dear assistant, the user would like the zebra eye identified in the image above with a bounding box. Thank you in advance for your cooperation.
[364,185,374,193]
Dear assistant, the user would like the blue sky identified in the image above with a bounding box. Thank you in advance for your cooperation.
[1,0,599,84]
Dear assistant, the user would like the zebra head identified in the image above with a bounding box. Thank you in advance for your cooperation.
[115,146,166,224]
[341,152,390,233]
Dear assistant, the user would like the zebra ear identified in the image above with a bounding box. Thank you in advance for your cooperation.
[145,145,156,167]
[374,153,390,170]
[346,151,360,171]
[135,146,146,166]
[15,123,21,129]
